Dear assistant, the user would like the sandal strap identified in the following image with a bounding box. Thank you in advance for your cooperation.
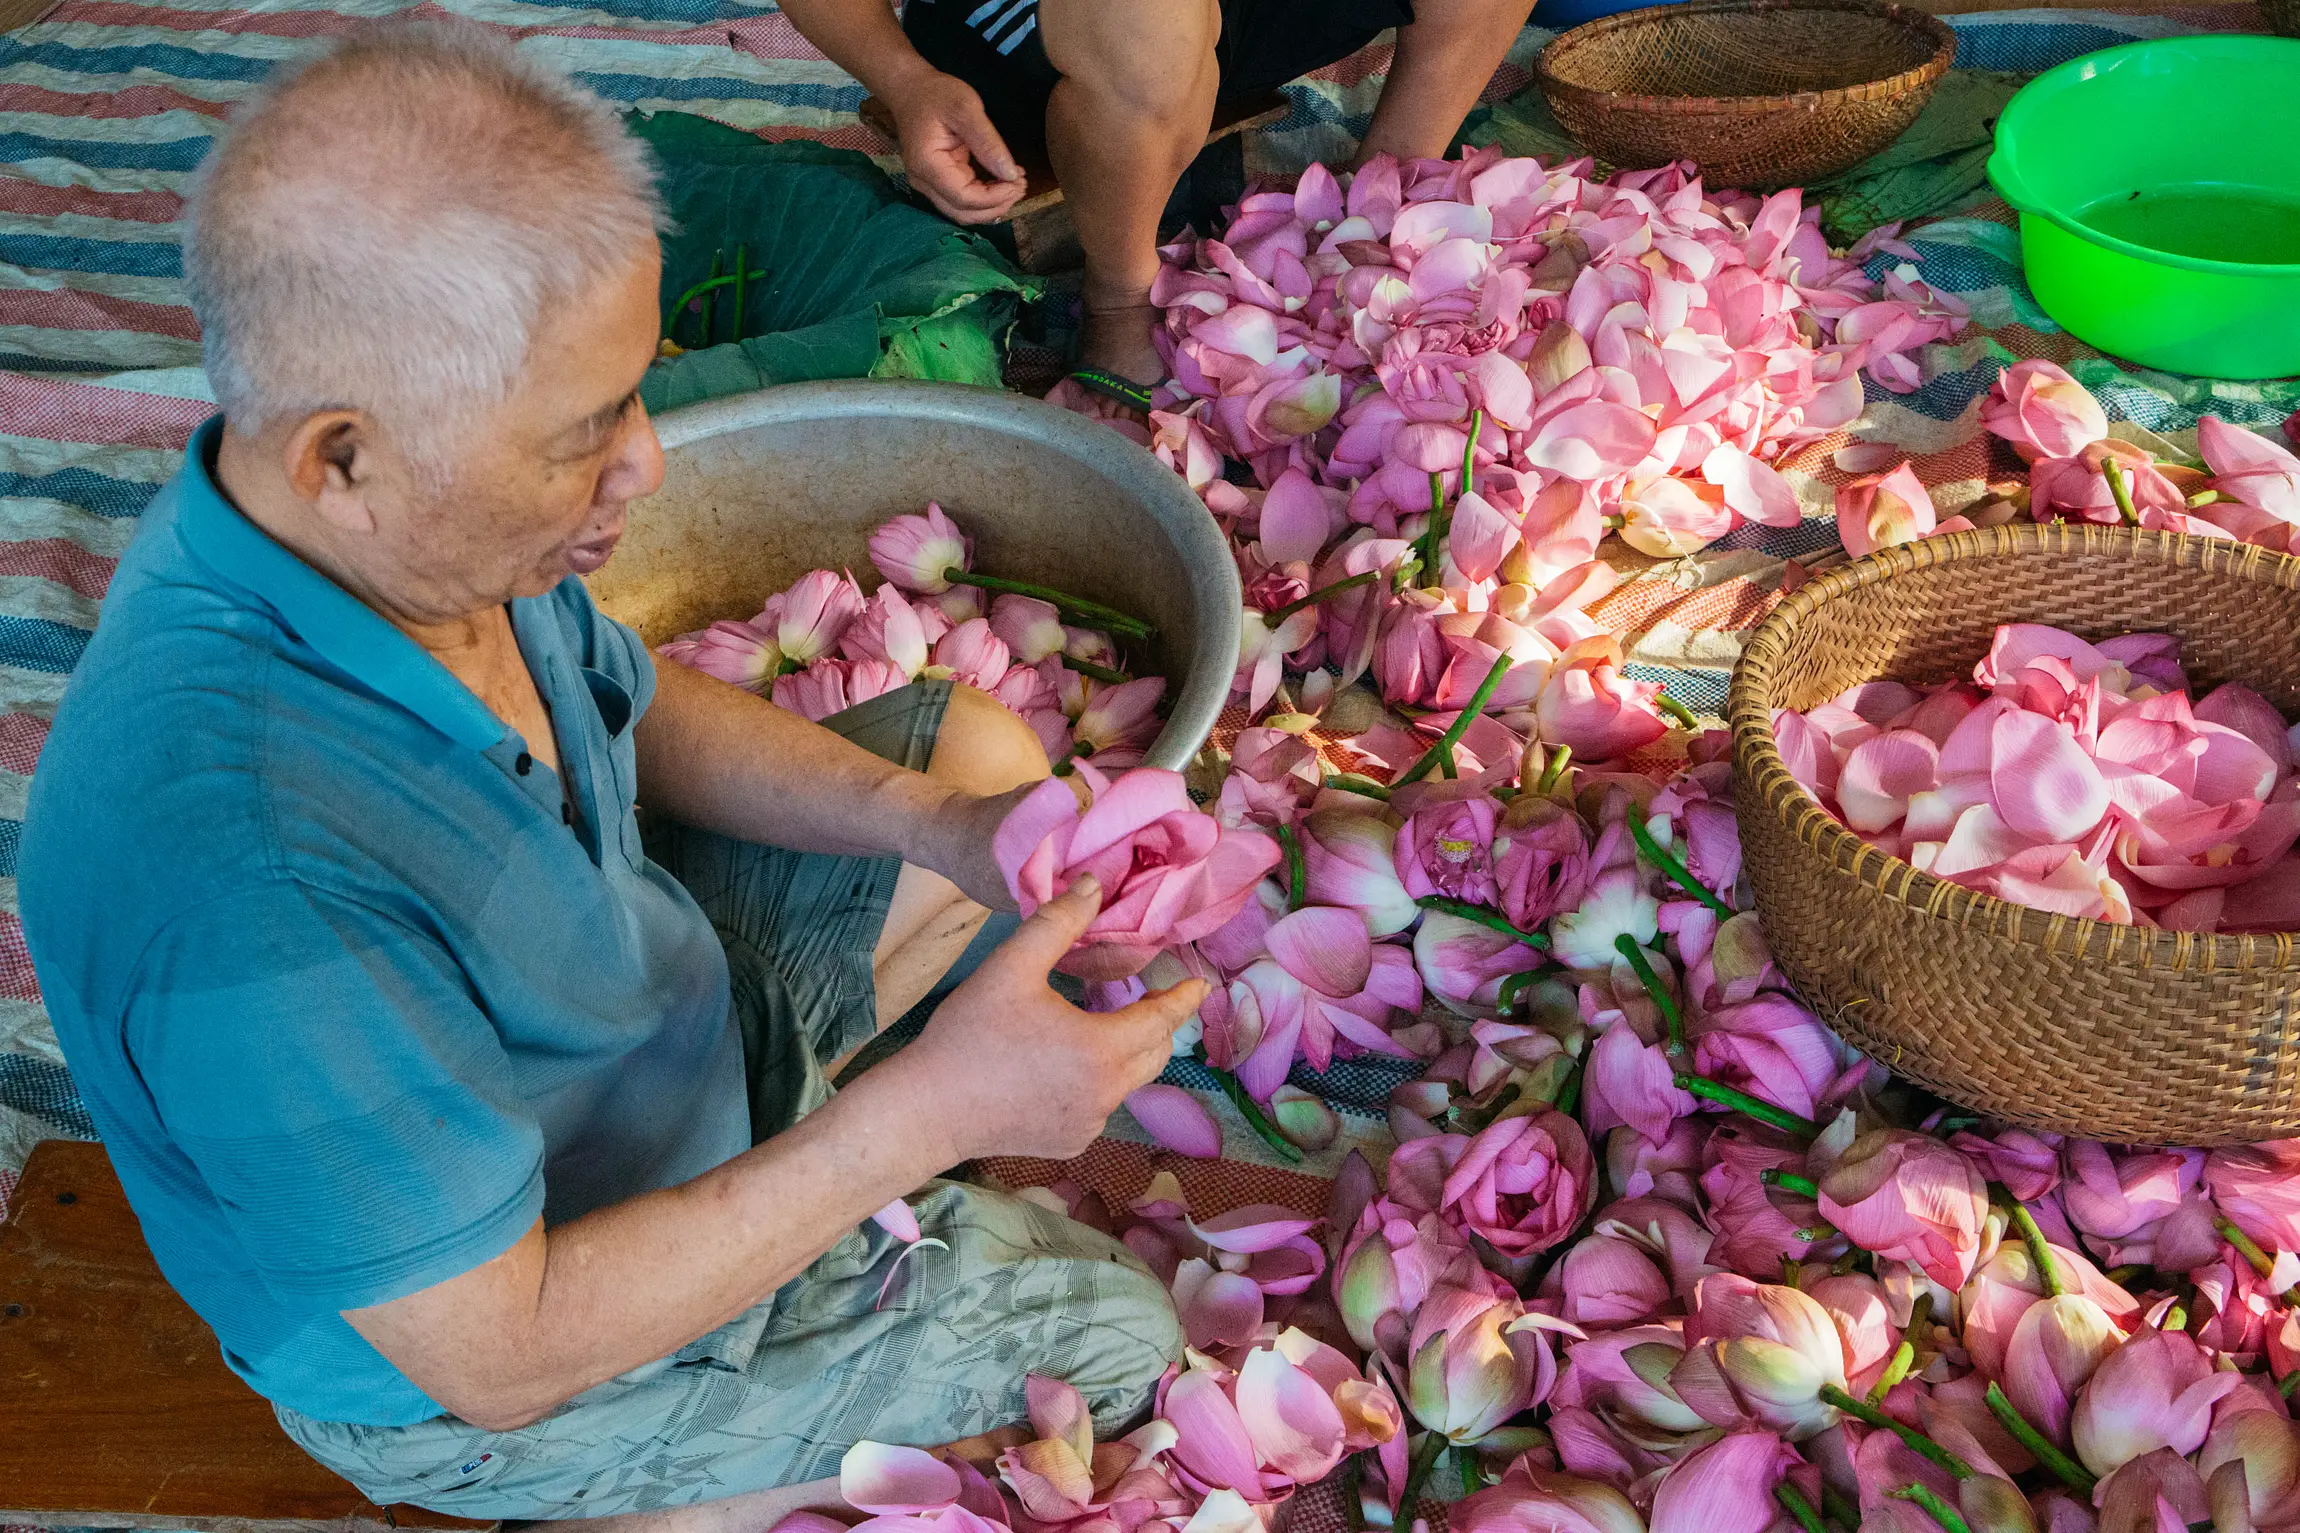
[1067,367,1158,412]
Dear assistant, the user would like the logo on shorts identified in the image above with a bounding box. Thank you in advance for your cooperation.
[457,1453,494,1476]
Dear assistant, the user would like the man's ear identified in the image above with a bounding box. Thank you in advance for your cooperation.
[282,410,379,536]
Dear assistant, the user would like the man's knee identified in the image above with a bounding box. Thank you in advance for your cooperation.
[1071,1259,1185,1432]
[1041,0,1219,119]
[926,682,1051,798]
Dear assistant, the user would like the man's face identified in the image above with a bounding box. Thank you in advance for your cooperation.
[383,245,667,614]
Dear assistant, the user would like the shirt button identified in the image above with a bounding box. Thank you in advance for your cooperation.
[516,752,533,776]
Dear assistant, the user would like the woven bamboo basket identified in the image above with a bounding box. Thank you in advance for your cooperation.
[2267,0,2300,37]
[1534,0,1958,191]
[1729,522,2300,1145]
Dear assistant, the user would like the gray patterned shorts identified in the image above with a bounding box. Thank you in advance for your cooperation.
[275,682,1182,1519]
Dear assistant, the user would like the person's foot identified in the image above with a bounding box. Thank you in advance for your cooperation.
[1078,297,1165,393]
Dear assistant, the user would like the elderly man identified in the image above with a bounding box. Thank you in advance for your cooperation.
[778,0,1535,405]
[20,25,1204,1529]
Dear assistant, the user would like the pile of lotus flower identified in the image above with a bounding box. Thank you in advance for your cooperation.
[1776,622,2300,931]
[1126,149,1966,767]
[660,504,1167,771]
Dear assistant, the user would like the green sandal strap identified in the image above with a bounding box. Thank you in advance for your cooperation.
[1067,367,1158,412]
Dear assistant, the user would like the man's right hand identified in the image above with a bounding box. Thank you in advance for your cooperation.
[886,71,1029,225]
[899,877,1207,1162]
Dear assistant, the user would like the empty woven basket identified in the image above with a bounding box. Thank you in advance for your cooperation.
[1730,523,2300,1145]
[1535,0,1959,190]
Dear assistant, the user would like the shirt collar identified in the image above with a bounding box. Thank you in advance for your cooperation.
[171,416,513,753]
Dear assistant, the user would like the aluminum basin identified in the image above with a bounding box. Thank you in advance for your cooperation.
[587,380,1241,771]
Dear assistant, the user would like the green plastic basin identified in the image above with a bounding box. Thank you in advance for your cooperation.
[1987,35,2300,380]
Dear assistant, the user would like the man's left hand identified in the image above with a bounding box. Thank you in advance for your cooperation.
[921,777,1085,915]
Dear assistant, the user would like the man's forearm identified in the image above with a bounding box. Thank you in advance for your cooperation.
[780,0,939,100]
[635,655,959,864]
[347,1060,953,1430]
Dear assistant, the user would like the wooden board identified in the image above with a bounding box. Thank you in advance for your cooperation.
[0,1140,494,1533]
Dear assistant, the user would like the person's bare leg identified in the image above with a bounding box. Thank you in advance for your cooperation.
[1357,0,1536,164]
[841,684,1050,1072]
[1040,0,1222,387]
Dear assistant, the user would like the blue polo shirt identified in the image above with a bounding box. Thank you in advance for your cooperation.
[20,418,751,1426]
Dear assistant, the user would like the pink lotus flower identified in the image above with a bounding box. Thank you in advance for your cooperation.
[1414,909,1547,1013]
[1548,1232,1673,1328]
[660,618,782,692]
[2197,1409,2300,1531]
[987,594,1068,664]
[1816,1128,1990,1290]
[1669,1274,1850,1439]
[771,568,867,662]
[1538,639,1669,762]
[1393,778,1501,905]
[2063,1142,2219,1272]
[1385,1110,1599,1263]
[2204,1138,2300,1256]
[1647,1430,1802,1533]
[1836,462,1938,560]
[1207,906,1430,1098]
[1491,796,1593,930]
[1804,1271,1900,1394]
[992,763,1282,978]
[928,617,1011,693]
[2200,414,2300,528]
[2004,1293,2123,1449]
[2071,1326,2246,1477]
[842,583,930,676]
[1073,676,1166,769]
[1549,866,1661,971]
[1301,807,1424,936]
[1981,360,2109,463]
[2092,1447,2209,1533]
[1336,1197,1497,1367]
[2031,442,2185,525]
[1454,1460,1647,1533]
[772,657,909,722]
[1401,1282,1571,1446]
[993,1375,1184,1527]
[1160,1326,1399,1503]
[869,502,972,593]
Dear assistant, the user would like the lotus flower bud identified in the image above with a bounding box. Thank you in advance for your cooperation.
[1835,462,1938,560]
[2005,1294,2122,1449]
[2072,1328,2246,1477]
[1269,1084,1341,1150]
[868,501,971,593]
[1300,807,1421,936]
[660,619,781,692]
[1981,359,2110,463]
[988,593,1067,664]
[1454,1460,1644,1533]
[1404,1284,1564,1445]
[2197,1408,2300,1528]
[1816,1128,1989,1290]
[2093,1447,2210,1533]
[770,568,867,663]
[1646,1430,1802,1533]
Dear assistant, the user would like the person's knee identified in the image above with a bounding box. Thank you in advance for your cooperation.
[1041,0,1219,120]
[1071,1260,1185,1432]
[926,683,1051,798]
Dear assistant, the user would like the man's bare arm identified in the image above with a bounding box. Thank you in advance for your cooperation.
[632,658,1020,910]
[343,883,1204,1431]
[777,0,1026,223]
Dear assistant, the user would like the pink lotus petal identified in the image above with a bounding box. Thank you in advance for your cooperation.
[842,1442,962,1514]
[1259,468,1337,565]
[1838,728,1941,833]
[1234,1344,1348,1482]
[1265,904,1376,998]
[1702,444,1803,528]
[1172,1259,1266,1350]
[1990,709,2109,842]
[1162,1368,1269,1498]
[994,777,1086,914]
[1125,1084,1223,1159]
[1193,1205,1320,1254]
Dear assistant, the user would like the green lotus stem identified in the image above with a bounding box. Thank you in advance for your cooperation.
[2165,1302,2188,1331]
[1613,934,1686,1055]
[668,271,739,339]
[942,569,1154,638]
[2006,1193,2069,1298]
[1323,773,1393,801]
[1268,570,1377,624]
[2214,1216,2300,1302]
[2189,489,2224,509]
[731,242,749,344]
[2102,456,2140,526]
[1761,1168,1822,1199]
[1061,654,1132,685]
[1555,1060,1583,1117]
[1796,1222,1841,1243]
[1775,1484,1827,1533]
[701,247,722,344]
[1984,1381,2096,1493]
[1889,1483,1971,1533]
[1819,1385,1975,1480]
[2105,1264,2149,1288]
[1822,1487,1862,1530]
[1416,471,1448,583]
[1497,969,1540,1014]
[1278,822,1307,913]
[1416,894,1549,947]
[1395,654,1514,786]
[1203,1059,1304,1164]
[1657,691,1701,731]
[1628,814,1733,920]
[2281,1369,2300,1399]
[1868,1292,1930,1404]
[1458,1444,1481,1495]
[1461,409,1484,493]
[1396,1431,1448,1522]
[1677,1073,1821,1138]
[1535,744,1573,794]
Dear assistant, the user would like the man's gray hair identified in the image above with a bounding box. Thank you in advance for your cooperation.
[183,22,666,467]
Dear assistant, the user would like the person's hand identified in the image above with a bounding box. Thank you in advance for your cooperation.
[885,71,1028,224]
[895,878,1208,1162]
[921,775,1089,916]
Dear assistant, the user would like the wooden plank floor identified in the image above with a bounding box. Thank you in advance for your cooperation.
[0,1139,492,1533]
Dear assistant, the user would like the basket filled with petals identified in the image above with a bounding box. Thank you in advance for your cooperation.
[1729,521,2300,1145]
